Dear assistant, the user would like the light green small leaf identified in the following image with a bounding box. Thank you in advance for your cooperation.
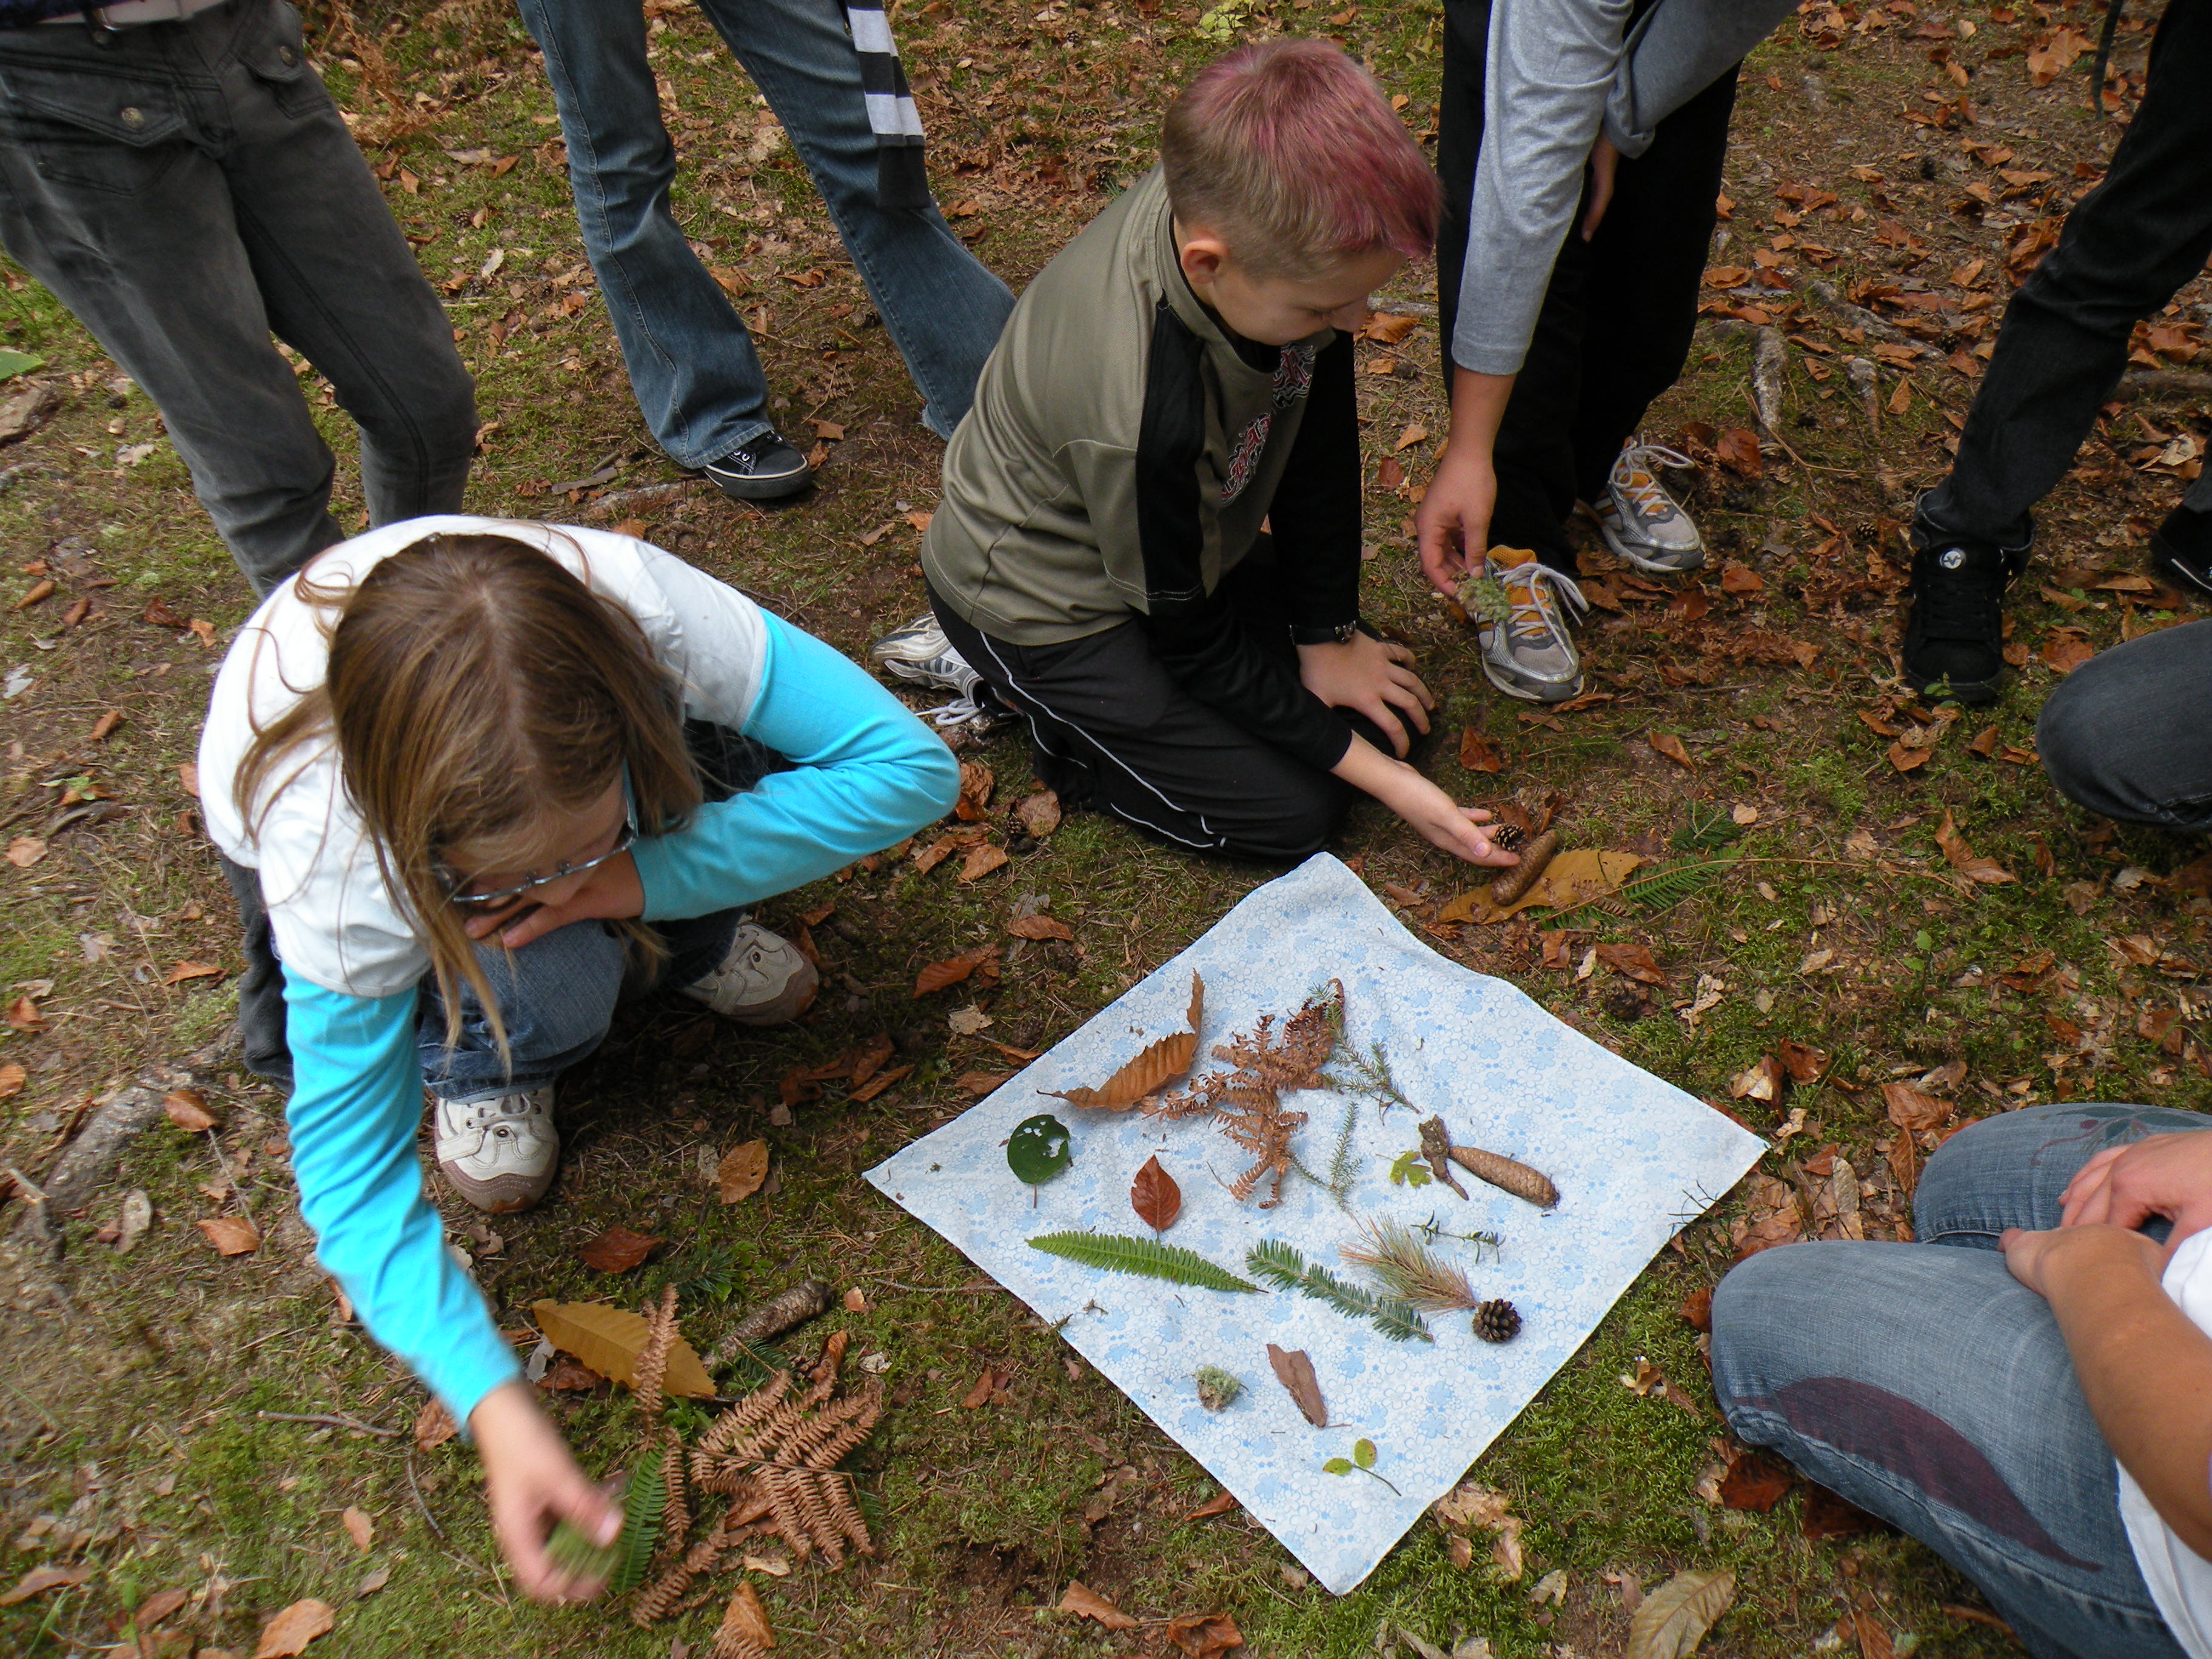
[1322,1458,1354,1476]
[0,349,44,383]
[1007,1113,1073,1185]
[1353,1438,1376,1470]
[1387,1148,1432,1188]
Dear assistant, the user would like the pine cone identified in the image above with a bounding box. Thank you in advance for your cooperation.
[1473,1299,1522,1343]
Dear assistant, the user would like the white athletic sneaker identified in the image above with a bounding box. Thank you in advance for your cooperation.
[1468,546,1587,703]
[682,922,820,1026]
[868,614,1004,732]
[1590,440,1706,572]
[435,1087,558,1215]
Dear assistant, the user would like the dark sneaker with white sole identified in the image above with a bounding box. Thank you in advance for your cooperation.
[1902,532,2027,705]
[704,432,813,501]
[2151,503,2212,598]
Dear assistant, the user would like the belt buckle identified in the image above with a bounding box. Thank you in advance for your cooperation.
[82,4,122,39]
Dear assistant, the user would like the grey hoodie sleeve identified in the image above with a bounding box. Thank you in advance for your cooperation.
[1450,0,1634,378]
[1601,0,1800,158]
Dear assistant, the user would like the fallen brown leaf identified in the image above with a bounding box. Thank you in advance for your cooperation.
[1717,1450,1797,1512]
[1014,789,1062,838]
[1130,1153,1182,1232]
[6,995,45,1032]
[2040,631,2096,675]
[1393,423,1429,452]
[1775,1039,1829,1084]
[1166,1610,1245,1657]
[163,1088,220,1133]
[1715,429,1763,477]
[132,1586,192,1628]
[959,842,1010,883]
[953,760,995,821]
[1649,731,1696,769]
[848,1064,913,1102]
[0,1563,92,1604]
[1802,1482,1881,1540]
[89,709,122,742]
[954,1070,1010,1095]
[1934,809,2015,885]
[1267,1343,1326,1427]
[340,1506,375,1552]
[717,1140,771,1203]
[198,1216,261,1256]
[1625,1569,1734,1659]
[1679,1287,1714,1332]
[1595,942,1667,985]
[414,1398,458,1450]
[1184,1489,1241,1521]
[252,1597,335,1657]
[1459,729,1505,773]
[914,945,997,997]
[163,960,226,986]
[960,1367,1004,1409]
[1728,1054,1784,1103]
[715,1581,775,1651]
[0,1062,24,1099]
[4,836,44,868]
[577,1224,663,1273]
[1007,913,1073,941]
[530,1300,714,1398]
[1882,1082,1953,1133]
[1048,971,1203,1108]
[1059,1580,1139,1631]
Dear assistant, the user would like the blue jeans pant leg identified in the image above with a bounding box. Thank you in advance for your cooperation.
[1914,1099,2212,1246]
[697,0,1012,440]
[1714,1241,2184,1659]
[418,921,629,1101]
[2031,620,2212,835]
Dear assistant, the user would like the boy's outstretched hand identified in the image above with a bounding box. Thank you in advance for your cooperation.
[2060,1130,2212,1255]
[1332,734,1518,866]
[1298,632,1433,757]
[472,1380,623,1603]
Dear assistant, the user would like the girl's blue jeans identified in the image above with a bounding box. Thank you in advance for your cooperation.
[512,0,1014,458]
[1714,1102,2209,1659]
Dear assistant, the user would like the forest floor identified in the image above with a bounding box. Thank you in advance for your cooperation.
[2,0,2210,1654]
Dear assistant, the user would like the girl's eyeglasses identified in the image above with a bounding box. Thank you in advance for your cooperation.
[438,768,638,907]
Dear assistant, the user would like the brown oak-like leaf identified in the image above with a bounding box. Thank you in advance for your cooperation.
[1717,1450,1797,1512]
[1715,428,1763,477]
[1130,1154,1182,1232]
[1048,972,1203,1108]
[1935,809,2016,885]
[715,1581,776,1652]
[1060,1580,1139,1631]
[1882,1083,1953,1133]
[1728,1054,1784,1103]
[1007,913,1073,941]
[1458,729,1505,773]
[1165,1610,1245,1657]
[578,1224,663,1273]
[1649,731,1696,769]
[252,1597,335,1657]
[1595,942,1667,985]
[953,761,996,821]
[717,1140,770,1203]
[164,1088,219,1133]
[1775,1040,1829,1084]
[914,945,997,997]
[1267,1343,1326,1427]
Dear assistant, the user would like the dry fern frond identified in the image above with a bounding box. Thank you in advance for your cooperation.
[688,1373,883,1566]
[630,1531,724,1627]
[633,1285,679,1423]
[1339,1216,1480,1312]
[657,1425,691,1561]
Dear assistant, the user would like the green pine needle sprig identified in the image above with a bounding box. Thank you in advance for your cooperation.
[1028,1231,1260,1293]
[1243,1239,1433,1342]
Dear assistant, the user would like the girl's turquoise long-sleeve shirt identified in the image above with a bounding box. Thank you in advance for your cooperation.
[276,610,958,1425]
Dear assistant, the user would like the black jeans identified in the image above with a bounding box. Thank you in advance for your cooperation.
[1437,0,1740,574]
[1919,0,2212,548]
[931,554,1406,862]
[0,0,475,595]
[222,722,775,1084]
[2036,617,2212,832]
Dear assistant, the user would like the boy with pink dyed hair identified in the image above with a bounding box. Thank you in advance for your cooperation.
[874,40,1516,870]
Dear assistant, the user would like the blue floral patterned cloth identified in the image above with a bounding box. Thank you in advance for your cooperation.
[865,854,1765,1594]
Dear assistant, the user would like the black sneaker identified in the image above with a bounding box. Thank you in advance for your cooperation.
[2151,503,2212,598]
[1901,534,2026,705]
[703,431,813,501]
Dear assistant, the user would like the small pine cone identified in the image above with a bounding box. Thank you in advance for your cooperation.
[1473,1299,1522,1343]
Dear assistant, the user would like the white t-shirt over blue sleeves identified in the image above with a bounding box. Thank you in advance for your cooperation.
[197,515,959,1426]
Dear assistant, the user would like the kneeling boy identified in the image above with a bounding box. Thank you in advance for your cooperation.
[874,39,1512,867]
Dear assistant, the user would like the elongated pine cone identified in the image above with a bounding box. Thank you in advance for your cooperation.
[1473,1298,1522,1343]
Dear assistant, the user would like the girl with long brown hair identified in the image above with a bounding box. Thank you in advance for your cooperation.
[198,516,957,1597]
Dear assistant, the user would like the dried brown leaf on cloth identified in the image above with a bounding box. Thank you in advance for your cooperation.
[1059,1580,1139,1631]
[717,1141,770,1204]
[1439,850,1646,923]
[579,1225,663,1273]
[1626,1570,1735,1659]
[531,1301,714,1398]
[1935,809,2016,885]
[1131,1153,1182,1232]
[1266,1343,1327,1427]
[1050,971,1204,1110]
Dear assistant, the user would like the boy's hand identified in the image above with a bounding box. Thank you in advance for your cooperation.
[2061,1131,2212,1253]
[1332,736,1518,866]
[1415,440,1495,600]
[2001,1223,2165,1301]
[1581,135,1621,240]
[471,1381,622,1603]
[1298,632,1433,758]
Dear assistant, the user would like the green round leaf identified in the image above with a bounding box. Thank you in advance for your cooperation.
[1007,1113,1073,1186]
[1322,1458,1354,1476]
[1353,1438,1376,1469]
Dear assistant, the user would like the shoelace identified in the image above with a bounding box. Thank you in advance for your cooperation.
[1494,563,1587,645]
[460,1094,543,1131]
[1614,441,1695,518]
[1917,555,2008,640]
[927,694,1000,730]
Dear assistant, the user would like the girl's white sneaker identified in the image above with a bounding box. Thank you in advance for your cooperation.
[681,922,819,1026]
[435,1086,558,1214]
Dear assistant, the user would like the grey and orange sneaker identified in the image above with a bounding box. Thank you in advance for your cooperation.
[435,1087,558,1214]
[1590,439,1705,573]
[1467,546,1587,703]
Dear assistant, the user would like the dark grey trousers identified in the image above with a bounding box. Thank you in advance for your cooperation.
[2036,617,2212,833]
[0,0,476,595]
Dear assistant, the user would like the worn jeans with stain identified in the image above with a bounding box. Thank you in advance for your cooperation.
[0,0,475,595]
[513,0,1013,459]
[1714,1102,2210,1659]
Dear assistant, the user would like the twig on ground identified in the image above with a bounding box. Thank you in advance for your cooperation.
[404,1446,446,1540]
[255,1410,400,1438]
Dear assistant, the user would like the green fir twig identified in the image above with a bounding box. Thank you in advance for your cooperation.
[1028,1231,1259,1293]
[1324,1040,1419,1121]
[1244,1239,1433,1342]
[1288,1098,1360,1212]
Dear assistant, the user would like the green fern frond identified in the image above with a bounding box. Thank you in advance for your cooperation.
[1618,849,1743,912]
[1245,1238,1308,1292]
[608,1450,665,1595]
[1367,1298,1435,1344]
[1028,1231,1260,1292]
[1672,802,1746,853]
